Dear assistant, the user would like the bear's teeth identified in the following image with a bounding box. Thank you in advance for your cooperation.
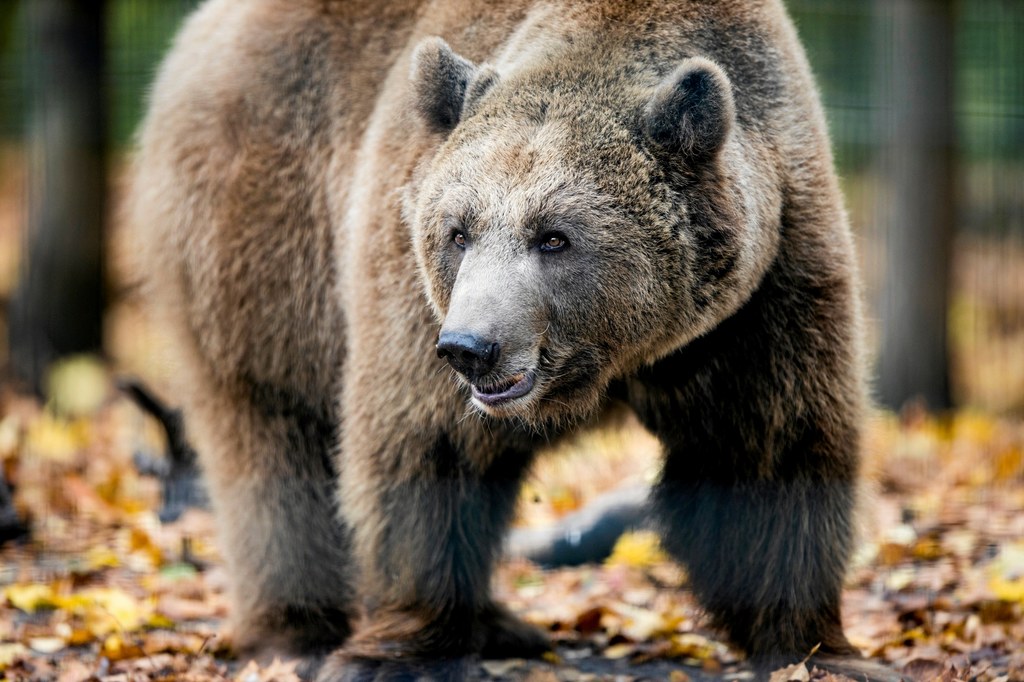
[477,373,524,395]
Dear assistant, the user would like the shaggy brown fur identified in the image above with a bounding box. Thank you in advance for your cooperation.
[131,0,866,679]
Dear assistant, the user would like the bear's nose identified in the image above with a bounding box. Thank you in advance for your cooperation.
[436,332,500,379]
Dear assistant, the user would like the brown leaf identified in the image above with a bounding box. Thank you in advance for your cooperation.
[901,658,950,682]
[770,663,810,682]
[574,606,604,634]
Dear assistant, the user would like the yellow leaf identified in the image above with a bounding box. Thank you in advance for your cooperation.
[988,541,1024,602]
[951,411,997,443]
[47,355,108,417]
[669,633,717,661]
[100,633,145,661]
[147,612,175,629]
[990,575,1024,602]
[550,486,581,515]
[87,588,148,633]
[911,537,944,561]
[24,413,80,462]
[603,643,635,659]
[128,526,164,567]
[878,542,909,566]
[28,637,66,654]
[606,531,668,568]
[67,627,96,646]
[4,583,57,613]
[541,651,562,665]
[55,587,150,636]
[614,604,680,641]
[0,643,28,671]
[0,415,19,460]
[994,447,1024,482]
[885,567,916,592]
[85,545,121,570]
[897,627,927,644]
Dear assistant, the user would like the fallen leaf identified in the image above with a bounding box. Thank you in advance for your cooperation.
[602,643,635,659]
[24,413,82,462]
[47,355,109,417]
[606,531,668,568]
[669,633,717,661]
[101,633,145,661]
[55,659,96,682]
[522,671,559,682]
[901,657,949,681]
[28,636,67,654]
[0,643,29,671]
[541,651,562,665]
[4,583,57,613]
[56,587,151,636]
[85,545,121,570]
[481,660,527,676]
[234,658,301,682]
[614,603,679,641]
[769,662,810,682]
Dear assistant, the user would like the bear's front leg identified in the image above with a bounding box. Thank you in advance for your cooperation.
[651,469,859,661]
[317,421,540,682]
[627,259,866,667]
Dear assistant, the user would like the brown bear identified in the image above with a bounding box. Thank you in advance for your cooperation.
[130,0,866,679]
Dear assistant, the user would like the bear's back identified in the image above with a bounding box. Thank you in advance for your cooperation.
[131,0,426,405]
[131,0,831,411]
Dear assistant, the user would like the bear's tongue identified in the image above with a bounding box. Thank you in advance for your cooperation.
[472,372,534,406]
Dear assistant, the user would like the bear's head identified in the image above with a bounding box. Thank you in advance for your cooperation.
[407,37,780,428]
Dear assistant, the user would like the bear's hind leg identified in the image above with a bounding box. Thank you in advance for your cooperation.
[187,378,355,668]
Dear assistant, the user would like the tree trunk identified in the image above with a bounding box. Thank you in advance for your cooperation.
[8,0,107,395]
[875,0,957,411]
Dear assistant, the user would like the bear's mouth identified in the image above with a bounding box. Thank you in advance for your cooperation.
[471,371,535,406]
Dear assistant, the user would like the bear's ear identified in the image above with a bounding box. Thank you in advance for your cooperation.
[411,37,488,133]
[460,65,499,120]
[643,57,735,164]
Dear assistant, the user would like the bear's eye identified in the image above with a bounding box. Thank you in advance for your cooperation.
[539,233,568,253]
[452,232,467,249]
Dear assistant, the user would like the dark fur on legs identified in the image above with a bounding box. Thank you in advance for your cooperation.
[190,380,357,665]
[630,220,864,659]
[475,601,551,659]
[653,478,857,659]
[334,422,543,672]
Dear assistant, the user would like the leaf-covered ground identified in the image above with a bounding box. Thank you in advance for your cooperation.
[1,359,1024,682]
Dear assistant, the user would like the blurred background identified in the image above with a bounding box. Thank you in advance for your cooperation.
[0,0,1022,414]
[0,1,1022,677]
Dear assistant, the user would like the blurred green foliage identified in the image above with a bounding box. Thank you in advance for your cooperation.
[0,0,198,145]
[790,0,1024,168]
[0,0,1020,175]
[106,0,201,145]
